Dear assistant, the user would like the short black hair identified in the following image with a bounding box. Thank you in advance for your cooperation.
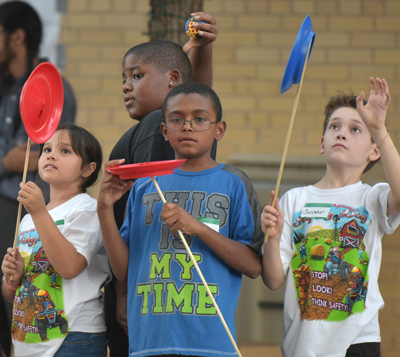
[124,41,192,83]
[39,124,103,192]
[323,92,379,173]
[161,82,222,122]
[0,1,42,69]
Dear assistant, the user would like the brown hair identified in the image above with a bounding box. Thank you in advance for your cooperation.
[323,92,379,173]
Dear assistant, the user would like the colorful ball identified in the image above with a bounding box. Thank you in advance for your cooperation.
[185,17,206,38]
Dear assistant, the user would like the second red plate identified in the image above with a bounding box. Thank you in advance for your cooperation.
[107,159,186,180]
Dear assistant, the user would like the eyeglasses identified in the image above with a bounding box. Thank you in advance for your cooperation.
[165,117,217,132]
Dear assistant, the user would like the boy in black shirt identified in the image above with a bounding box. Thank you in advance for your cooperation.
[107,13,218,356]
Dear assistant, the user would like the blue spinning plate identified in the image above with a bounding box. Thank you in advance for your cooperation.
[280,15,316,94]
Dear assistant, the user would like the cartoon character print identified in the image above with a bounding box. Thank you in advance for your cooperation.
[358,242,367,265]
[46,267,61,290]
[292,264,311,320]
[291,203,370,322]
[298,237,309,263]
[345,266,368,315]
[35,290,68,341]
[323,246,350,280]
[12,221,68,343]
[18,272,37,305]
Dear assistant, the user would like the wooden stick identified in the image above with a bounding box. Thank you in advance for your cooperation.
[10,137,31,280]
[264,41,312,244]
[151,177,242,357]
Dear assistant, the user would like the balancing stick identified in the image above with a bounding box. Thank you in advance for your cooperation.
[12,138,31,250]
[151,177,242,357]
[10,137,31,280]
[264,40,312,244]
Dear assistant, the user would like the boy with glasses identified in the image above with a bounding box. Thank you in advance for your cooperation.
[98,82,264,357]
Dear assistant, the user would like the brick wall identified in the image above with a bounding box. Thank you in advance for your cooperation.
[60,1,400,355]
[206,0,400,163]
[61,0,151,167]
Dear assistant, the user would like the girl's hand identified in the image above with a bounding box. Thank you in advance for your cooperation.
[261,191,284,239]
[18,181,46,216]
[97,159,134,210]
[1,247,24,284]
[161,202,201,235]
[357,77,391,140]
[182,12,218,53]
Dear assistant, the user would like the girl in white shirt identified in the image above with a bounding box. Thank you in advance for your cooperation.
[1,124,110,357]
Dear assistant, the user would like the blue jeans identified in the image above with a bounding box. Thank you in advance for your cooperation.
[54,332,107,357]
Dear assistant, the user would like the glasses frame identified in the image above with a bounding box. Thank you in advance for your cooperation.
[165,117,217,132]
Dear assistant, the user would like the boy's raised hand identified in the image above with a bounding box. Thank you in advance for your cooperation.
[182,12,218,53]
[97,159,134,210]
[357,77,391,138]
[1,247,24,284]
[261,191,284,240]
[162,202,201,235]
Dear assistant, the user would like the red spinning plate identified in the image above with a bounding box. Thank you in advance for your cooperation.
[19,62,64,144]
[107,159,186,180]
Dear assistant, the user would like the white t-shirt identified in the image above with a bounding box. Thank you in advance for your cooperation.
[278,181,400,357]
[12,193,111,357]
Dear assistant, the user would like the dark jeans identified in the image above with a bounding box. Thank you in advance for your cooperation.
[346,342,380,357]
[0,195,26,357]
[54,332,107,357]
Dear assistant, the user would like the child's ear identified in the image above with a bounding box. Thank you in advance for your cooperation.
[168,69,181,87]
[215,121,227,142]
[319,136,325,154]
[369,144,381,162]
[82,162,96,178]
[161,123,169,141]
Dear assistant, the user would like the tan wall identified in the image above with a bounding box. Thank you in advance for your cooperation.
[61,0,400,185]
[61,1,400,355]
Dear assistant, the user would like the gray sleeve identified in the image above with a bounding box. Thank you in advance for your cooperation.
[222,164,264,255]
[60,76,77,124]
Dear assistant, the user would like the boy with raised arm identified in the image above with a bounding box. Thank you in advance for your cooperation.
[262,77,400,357]
[106,14,218,355]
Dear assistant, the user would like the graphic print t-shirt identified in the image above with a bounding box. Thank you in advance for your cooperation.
[11,194,110,357]
[120,164,263,357]
[279,182,400,357]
